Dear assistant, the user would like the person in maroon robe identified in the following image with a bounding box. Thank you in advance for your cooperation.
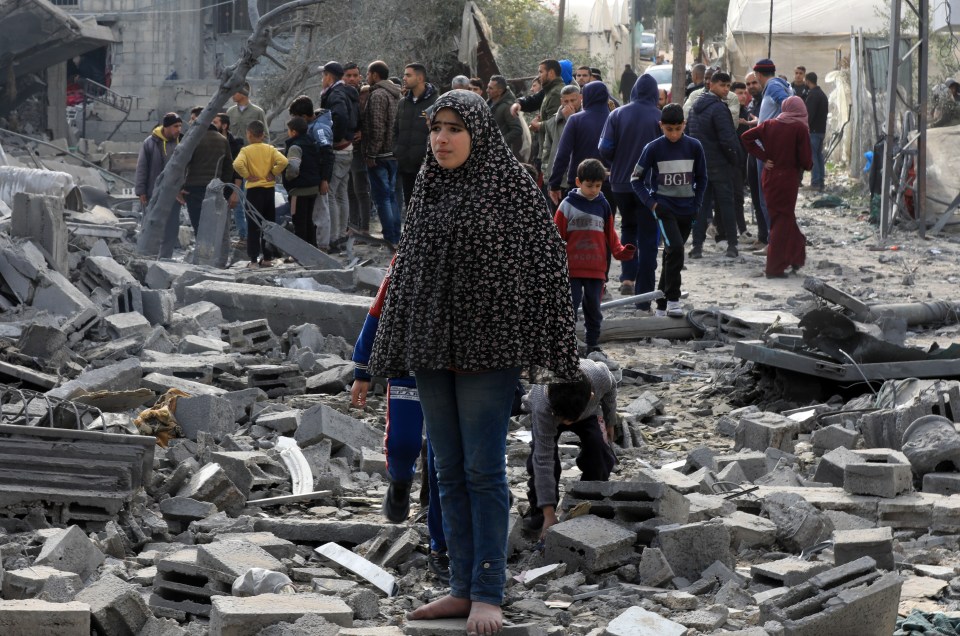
[740,96,813,278]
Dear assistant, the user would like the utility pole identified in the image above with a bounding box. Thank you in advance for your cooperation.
[878,0,902,239]
[767,0,773,58]
[671,0,689,102]
[557,0,565,45]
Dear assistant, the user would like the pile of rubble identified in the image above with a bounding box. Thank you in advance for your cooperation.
[4,145,960,635]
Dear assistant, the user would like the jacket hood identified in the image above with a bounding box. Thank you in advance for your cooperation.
[374,79,402,98]
[631,74,659,106]
[151,126,166,140]
[566,188,602,206]
[582,81,609,110]
[692,90,721,116]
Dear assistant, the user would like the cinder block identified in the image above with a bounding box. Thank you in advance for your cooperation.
[932,497,960,533]
[751,559,831,587]
[75,572,152,636]
[562,479,690,525]
[35,525,105,579]
[721,510,778,549]
[104,311,152,339]
[176,463,245,516]
[878,493,937,529]
[359,448,388,478]
[255,410,300,434]
[735,411,800,453]
[220,319,277,353]
[715,450,768,482]
[179,334,227,354]
[811,424,860,454]
[209,451,287,499]
[140,288,176,325]
[12,193,68,275]
[544,515,636,572]
[175,394,238,441]
[923,472,960,496]
[656,520,733,581]
[842,449,913,498]
[216,532,297,560]
[295,403,382,452]
[812,447,861,487]
[0,599,90,635]
[833,527,895,570]
[209,593,352,635]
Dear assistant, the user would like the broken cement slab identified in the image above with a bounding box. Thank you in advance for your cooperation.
[314,542,398,596]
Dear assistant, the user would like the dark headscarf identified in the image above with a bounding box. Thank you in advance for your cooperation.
[369,90,580,381]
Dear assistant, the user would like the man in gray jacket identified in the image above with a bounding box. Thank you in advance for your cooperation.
[487,75,523,160]
[135,112,183,258]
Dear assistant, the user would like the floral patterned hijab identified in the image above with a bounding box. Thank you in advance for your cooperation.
[369,90,580,382]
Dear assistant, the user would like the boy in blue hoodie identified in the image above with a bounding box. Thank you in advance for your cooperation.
[555,159,635,352]
[598,73,663,307]
[630,104,707,318]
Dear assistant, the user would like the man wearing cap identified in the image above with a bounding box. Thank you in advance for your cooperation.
[225,82,267,147]
[394,63,438,211]
[135,113,183,258]
[320,61,360,249]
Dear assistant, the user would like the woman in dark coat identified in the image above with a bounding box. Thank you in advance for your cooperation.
[740,95,813,278]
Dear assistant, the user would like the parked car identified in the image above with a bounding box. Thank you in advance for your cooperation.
[638,32,657,60]
[643,63,675,99]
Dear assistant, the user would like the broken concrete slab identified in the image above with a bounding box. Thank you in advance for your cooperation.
[544,515,637,573]
[637,547,674,587]
[12,193,68,275]
[735,411,800,453]
[183,280,371,340]
[721,510,778,549]
[75,572,152,636]
[655,520,734,582]
[141,372,227,396]
[209,593,353,636]
[0,599,90,635]
[210,450,287,499]
[1,565,82,600]
[560,479,690,526]
[901,414,960,475]
[175,394,239,441]
[197,539,286,584]
[46,357,142,400]
[104,311,152,339]
[750,559,831,587]
[314,542,397,596]
[175,463,245,516]
[843,449,913,498]
[602,605,686,636]
[35,524,105,579]
[295,403,382,452]
[833,526,895,570]
[762,491,835,553]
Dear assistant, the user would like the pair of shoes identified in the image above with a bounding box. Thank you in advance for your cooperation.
[619,280,635,295]
[765,272,789,279]
[688,246,703,259]
[654,308,667,317]
[665,300,684,317]
[522,510,544,532]
[382,480,412,523]
[752,246,768,256]
[428,551,451,584]
[725,246,739,258]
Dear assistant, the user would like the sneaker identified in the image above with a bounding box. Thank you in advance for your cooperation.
[666,301,684,317]
[748,240,767,250]
[522,510,544,533]
[381,480,412,523]
[619,280,635,295]
[688,246,703,259]
[725,245,739,258]
[655,308,667,317]
[428,551,450,584]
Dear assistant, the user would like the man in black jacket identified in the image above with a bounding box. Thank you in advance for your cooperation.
[393,63,438,210]
[686,71,742,259]
[182,118,234,233]
[320,61,360,249]
[805,72,829,192]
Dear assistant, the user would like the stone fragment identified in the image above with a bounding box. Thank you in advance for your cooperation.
[2,566,82,600]
[256,410,300,434]
[175,463,246,516]
[751,559,832,587]
[721,510,778,549]
[762,491,834,552]
[295,403,382,451]
[104,312,152,339]
[811,424,860,454]
[922,472,960,496]
[833,527,895,571]
[673,605,728,631]
[210,450,287,499]
[174,394,238,441]
[656,520,733,582]
[602,606,686,636]
[901,414,960,475]
[35,525,105,579]
[715,450,768,482]
[197,540,286,584]
[812,446,861,487]
[0,599,90,635]
[544,515,636,572]
[735,411,799,453]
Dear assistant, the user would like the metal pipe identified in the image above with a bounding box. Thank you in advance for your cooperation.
[601,290,665,309]
[918,0,929,238]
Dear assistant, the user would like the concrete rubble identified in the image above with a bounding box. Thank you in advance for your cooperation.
[2,141,960,635]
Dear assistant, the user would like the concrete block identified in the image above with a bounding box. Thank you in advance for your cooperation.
[175,394,238,441]
[176,463,246,516]
[623,391,662,419]
[12,194,69,275]
[209,451,287,499]
[159,496,217,522]
[716,460,750,485]
[104,311,152,339]
[32,269,98,317]
[735,411,800,452]
[141,288,176,325]
[217,532,296,560]
[544,515,636,572]
[812,447,861,488]
[247,364,306,397]
[684,492,736,521]
[1,565,82,600]
[878,493,937,529]
[656,520,733,581]
[256,410,300,434]
[636,467,701,494]
[833,527,895,570]
[184,280,372,341]
[113,282,144,315]
[716,405,761,438]
[179,334,228,354]
[145,261,195,290]
[175,300,224,330]
[932,496,960,533]
[141,372,227,396]
[295,402,382,452]
[811,424,860,454]
[305,364,354,394]
[359,448,388,478]
[673,605,728,632]
[901,414,960,475]
[922,472,960,496]
[220,319,277,353]
[858,408,910,451]
[253,519,383,544]
[0,599,90,635]
[75,572,151,636]
[197,539,286,584]
[17,324,68,361]
[35,525,105,579]
[209,593,352,635]
[751,559,832,587]
[602,606,686,636]
[561,479,690,525]
[80,255,138,292]
[722,510,778,549]
[762,491,834,553]
[842,449,913,498]
[46,357,142,401]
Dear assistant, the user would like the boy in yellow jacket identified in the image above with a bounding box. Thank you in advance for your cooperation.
[233,120,288,267]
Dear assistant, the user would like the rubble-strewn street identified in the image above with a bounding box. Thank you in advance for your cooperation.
[2,133,960,636]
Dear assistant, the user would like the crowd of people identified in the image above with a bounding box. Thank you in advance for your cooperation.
[133,54,829,636]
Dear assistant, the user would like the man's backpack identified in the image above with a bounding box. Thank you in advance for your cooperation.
[309,110,334,149]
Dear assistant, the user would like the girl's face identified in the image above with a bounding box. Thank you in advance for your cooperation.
[430,108,471,170]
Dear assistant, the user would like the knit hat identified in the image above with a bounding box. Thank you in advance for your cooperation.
[161,112,182,128]
[322,61,344,78]
[753,58,776,73]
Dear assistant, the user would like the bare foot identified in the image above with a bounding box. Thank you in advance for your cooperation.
[405,594,471,621]
[466,601,502,636]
